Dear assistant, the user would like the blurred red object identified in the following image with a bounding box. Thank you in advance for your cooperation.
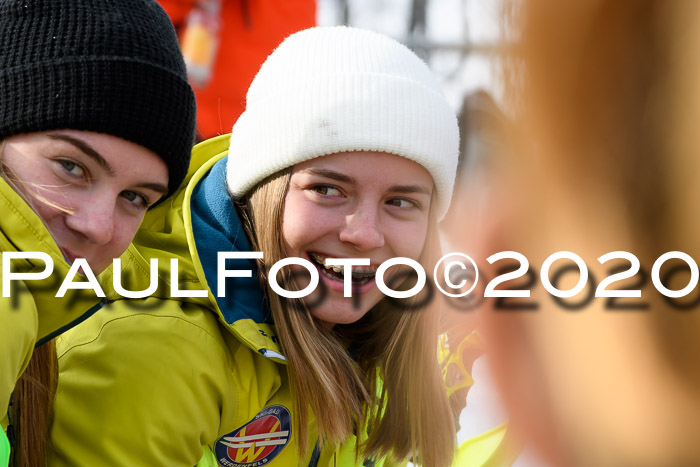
[159,0,316,140]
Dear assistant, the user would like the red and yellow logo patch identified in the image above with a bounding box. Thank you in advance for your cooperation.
[214,405,291,466]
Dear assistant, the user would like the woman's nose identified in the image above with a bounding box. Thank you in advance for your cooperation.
[339,204,385,251]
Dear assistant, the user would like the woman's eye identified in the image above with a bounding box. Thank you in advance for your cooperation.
[59,160,85,177]
[121,190,150,210]
[387,198,417,209]
[312,185,342,197]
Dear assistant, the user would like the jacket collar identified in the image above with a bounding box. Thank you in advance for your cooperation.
[190,157,270,326]
[183,136,285,362]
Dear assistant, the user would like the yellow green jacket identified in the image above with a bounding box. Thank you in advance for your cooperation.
[48,136,391,467]
[0,177,104,447]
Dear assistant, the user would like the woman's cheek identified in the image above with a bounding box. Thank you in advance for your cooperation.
[391,220,429,259]
[284,201,337,247]
[110,215,143,256]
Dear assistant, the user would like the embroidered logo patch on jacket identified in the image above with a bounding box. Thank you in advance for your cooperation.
[214,405,292,466]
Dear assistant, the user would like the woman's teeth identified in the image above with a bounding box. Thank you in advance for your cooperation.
[309,252,377,283]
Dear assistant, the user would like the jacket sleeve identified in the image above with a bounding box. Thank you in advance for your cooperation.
[0,284,38,423]
[48,299,235,466]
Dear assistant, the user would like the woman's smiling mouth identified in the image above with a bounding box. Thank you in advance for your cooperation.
[308,252,378,290]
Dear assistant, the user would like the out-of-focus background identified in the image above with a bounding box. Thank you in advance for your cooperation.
[162,0,509,140]
[318,0,506,108]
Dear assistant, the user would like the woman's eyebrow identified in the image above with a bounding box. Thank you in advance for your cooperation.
[302,168,432,195]
[135,182,168,195]
[47,133,115,175]
[302,168,355,185]
[389,184,432,195]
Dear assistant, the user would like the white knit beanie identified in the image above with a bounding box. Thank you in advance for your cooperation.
[226,26,459,220]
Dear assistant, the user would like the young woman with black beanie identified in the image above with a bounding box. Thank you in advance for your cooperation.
[0,0,197,464]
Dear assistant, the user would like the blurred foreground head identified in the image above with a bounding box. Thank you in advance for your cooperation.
[476,1,700,465]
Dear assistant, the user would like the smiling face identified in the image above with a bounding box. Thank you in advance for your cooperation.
[1,130,169,274]
[282,151,434,326]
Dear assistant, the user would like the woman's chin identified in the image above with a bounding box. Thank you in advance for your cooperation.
[307,295,378,327]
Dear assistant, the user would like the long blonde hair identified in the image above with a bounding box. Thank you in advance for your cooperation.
[236,168,455,466]
[1,142,59,467]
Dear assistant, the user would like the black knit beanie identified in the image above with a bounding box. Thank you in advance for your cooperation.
[0,0,197,197]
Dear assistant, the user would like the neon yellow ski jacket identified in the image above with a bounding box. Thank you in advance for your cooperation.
[0,177,104,447]
[48,135,393,466]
